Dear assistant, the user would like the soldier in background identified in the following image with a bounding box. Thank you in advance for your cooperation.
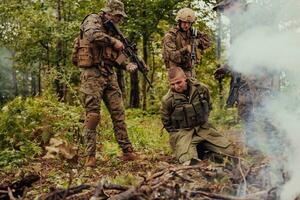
[162,8,211,78]
[213,0,280,146]
[76,0,138,167]
[160,67,233,165]
[213,0,253,124]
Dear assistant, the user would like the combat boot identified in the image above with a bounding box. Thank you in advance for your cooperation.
[121,147,139,161]
[121,152,139,161]
[84,156,96,167]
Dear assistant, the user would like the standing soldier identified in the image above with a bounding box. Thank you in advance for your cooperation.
[162,8,211,78]
[74,0,139,167]
[213,0,253,125]
[160,67,233,165]
[213,0,280,144]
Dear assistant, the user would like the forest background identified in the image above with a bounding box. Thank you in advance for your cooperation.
[0,0,239,197]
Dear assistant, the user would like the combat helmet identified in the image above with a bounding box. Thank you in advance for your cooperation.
[102,0,127,17]
[175,8,196,23]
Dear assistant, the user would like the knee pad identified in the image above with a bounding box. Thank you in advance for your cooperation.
[84,112,100,129]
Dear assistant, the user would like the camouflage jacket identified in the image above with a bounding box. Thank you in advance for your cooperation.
[160,79,212,132]
[80,12,127,72]
[162,26,210,70]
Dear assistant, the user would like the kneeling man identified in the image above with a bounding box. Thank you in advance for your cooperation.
[160,67,233,164]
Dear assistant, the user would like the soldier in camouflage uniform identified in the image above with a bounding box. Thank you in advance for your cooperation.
[213,0,250,123]
[160,67,233,164]
[78,0,138,167]
[213,0,280,145]
[162,8,211,78]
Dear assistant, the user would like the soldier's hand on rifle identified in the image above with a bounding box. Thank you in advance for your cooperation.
[214,66,228,80]
[113,39,124,51]
[126,63,137,73]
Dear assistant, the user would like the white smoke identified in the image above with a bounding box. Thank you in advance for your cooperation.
[222,0,300,199]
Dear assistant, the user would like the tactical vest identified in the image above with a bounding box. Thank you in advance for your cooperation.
[91,13,124,67]
[170,87,209,129]
[72,13,122,68]
[72,14,101,68]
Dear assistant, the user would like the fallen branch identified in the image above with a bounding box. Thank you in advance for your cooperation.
[41,185,91,200]
[190,190,268,200]
[104,183,129,191]
[0,174,39,200]
[7,188,16,200]
[173,172,194,183]
[107,187,139,200]
[238,158,247,195]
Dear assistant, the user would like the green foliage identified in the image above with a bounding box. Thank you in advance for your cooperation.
[0,95,173,169]
[210,106,240,131]
[0,0,238,171]
[110,173,139,186]
[0,149,26,167]
[0,0,221,113]
[0,95,83,168]
[99,108,171,158]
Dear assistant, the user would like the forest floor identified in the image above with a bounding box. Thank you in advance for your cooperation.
[0,104,281,199]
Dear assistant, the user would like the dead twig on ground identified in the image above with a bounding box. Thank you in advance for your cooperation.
[7,187,16,200]
[41,185,91,200]
[190,190,268,200]
[0,174,39,200]
[238,158,247,195]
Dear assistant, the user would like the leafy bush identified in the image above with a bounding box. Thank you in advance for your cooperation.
[0,96,172,168]
[0,95,83,167]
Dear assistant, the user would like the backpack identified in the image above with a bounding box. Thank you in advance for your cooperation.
[71,34,93,68]
[71,14,96,68]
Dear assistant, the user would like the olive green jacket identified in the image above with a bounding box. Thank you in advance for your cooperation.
[160,79,230,157]
[160,79,212,132]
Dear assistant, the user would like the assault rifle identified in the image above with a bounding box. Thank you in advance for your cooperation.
[226,71,241,107]
[191,28,197,66]
[104,20,153,88]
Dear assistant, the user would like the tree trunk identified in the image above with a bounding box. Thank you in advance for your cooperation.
[22,72,30,97]
[55,0,65,101]
[12,69,18,97]
[130,71,140,108]
[129,33,140,108]
[117,68,126,101]
[38,62,41,95]
[148,44,156,104]
[216,10,224,107]
[150,45,156,88]
[31,72,37,96]
[142,35,148,111]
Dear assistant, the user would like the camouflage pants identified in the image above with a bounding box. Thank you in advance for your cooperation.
[238,81,273,123]
[237,83,253,124]
[80,66,132,156]
[238,82,276,148]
